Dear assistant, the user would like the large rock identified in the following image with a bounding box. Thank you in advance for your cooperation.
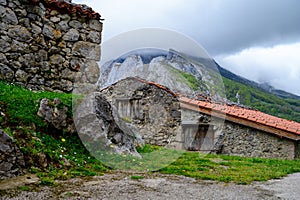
[74,92,142,157]
[0,0,7,6]
[0,129,25,180]
[37,98,68,130]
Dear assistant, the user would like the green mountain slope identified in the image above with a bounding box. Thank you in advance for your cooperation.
[223,77,300,123]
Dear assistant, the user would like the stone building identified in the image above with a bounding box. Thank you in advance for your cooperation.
[0,0,102,92]
[100,77,183,148]
[180,97,300,159]
[101,77,300,159]
[0,0,102,179]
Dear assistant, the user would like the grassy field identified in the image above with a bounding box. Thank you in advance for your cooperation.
[1,81,300,186]
[160,150,300,184]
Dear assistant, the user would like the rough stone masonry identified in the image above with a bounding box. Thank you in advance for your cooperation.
[0,0,102,92]
[0,129,25,180]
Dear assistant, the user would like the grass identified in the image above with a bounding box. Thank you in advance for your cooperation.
[0,81,72,129]
[17,186,31,191]
[179,71,201,91]
[130,175,144,180]
[90,145,183,171]
[0,81,107,184]
[158,151,300,184]
[1,81,300,186]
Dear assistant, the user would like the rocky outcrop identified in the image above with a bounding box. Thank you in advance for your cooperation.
[0,129,25,180]
[98,49,225,100]
[0,0,102,92]
[74,92,142,157]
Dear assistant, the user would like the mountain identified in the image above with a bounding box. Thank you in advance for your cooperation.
[215,61,300,100]
[98,48,224,99]
[98,49,300,123]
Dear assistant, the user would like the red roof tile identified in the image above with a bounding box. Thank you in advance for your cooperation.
[100,77,300,140]
[28,0,102,20]
[180,97,300,138]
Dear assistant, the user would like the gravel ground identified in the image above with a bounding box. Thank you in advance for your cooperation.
[1,172,300,200]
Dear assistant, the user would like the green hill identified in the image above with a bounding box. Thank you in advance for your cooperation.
[223,77,300,123]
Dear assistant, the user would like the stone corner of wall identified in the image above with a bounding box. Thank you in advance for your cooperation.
[0,0,102,93]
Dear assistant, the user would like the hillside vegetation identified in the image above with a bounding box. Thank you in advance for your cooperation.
[1,81,300,187]
[223,77,300,123]
[0,81,107,184]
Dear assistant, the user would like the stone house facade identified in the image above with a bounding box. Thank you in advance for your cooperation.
[100,77,183,148]
[101,77,300,159]
[180,97,300,159]
[0,0,102,92]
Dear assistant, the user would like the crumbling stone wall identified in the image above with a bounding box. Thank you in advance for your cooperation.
[0,0,102,92]
[101,77,183,148]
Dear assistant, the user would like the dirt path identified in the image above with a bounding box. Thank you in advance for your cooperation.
[1,172,300,200]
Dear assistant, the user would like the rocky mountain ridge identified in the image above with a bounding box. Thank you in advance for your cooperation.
[98,48,300,101]
[98,48,225,102]
[97,48,300,122]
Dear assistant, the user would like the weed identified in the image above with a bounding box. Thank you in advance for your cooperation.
[122,117,132,123]
[17,186,31,191]
[130,175,144,180]
[40,177,55,186]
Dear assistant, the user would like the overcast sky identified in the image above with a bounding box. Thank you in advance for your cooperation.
[74,0,300,95]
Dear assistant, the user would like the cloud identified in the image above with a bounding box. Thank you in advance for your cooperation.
[216,42,300,95]
[74,0,300,56]
[73,0,300,95]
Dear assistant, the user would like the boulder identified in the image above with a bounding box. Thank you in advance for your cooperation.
[37,98,68,130]
[74,92,142,157]
[0,129,25,180]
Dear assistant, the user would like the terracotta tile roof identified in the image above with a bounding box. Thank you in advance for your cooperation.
[180,96,300,140]
[100,77,300,140]
[28,0,102,20]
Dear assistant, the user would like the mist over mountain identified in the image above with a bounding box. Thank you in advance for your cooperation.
[214,62,300,100]
[98,48,300,122]
[98,48,224,99]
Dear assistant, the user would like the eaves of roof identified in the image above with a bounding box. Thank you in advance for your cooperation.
[180,96,300,141]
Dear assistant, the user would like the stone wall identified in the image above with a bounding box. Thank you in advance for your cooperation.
[295,142,300,159]
[220,121,296,159]
[0,0,102,92]
[101,77,183,148]
[0,129,25,180]
[183,108,297,159]
[181,109,224,151]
